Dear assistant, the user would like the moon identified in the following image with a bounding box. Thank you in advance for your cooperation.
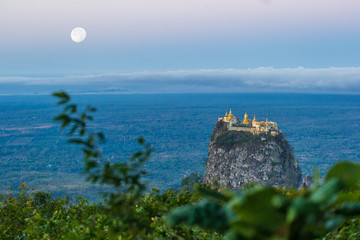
[71,27,86,43]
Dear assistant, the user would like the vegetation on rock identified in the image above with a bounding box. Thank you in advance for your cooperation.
[215,131,264,150]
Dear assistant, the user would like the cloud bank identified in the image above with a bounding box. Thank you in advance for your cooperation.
[1,67,360,95]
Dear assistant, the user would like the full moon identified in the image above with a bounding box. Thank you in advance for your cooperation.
[71,27,86,43]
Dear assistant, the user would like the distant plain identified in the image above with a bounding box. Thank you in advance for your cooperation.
[0,93,359,201]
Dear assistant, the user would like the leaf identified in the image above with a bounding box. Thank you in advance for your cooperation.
[272,195,290,210]
[83,149,93,160]
[68,138,86,145]
[97,132,105,143]
[228,187,285,233]
[81,113,86,121]
[53,114,70,122]
[325,161,360,189]
[52,92,70,105]
[89,107,97,112]
[64,104,77,113]
[132,152,142,159]
[325,216,345,231]
[80,128,85,136]
[286,197,320,223]
[86,161,98,171]
[165,199,230,233]
[335,191,360,205]
[310,178,343,205]
[196,186,231,202]
[335,202,360,216]
[70,125,78,135]
[61,119,70,128]
[52,92,70,99]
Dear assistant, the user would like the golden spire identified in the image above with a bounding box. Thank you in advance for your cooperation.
[225,111,228,117]
[242,111,251,124]
[228,108,234,118]
[253,114,257,122]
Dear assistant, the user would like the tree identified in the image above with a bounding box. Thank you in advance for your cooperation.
[181,173,204,192]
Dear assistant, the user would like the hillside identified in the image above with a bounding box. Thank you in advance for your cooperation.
[204,121,301,189]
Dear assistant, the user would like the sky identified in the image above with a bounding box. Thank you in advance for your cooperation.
[1,0,360,93]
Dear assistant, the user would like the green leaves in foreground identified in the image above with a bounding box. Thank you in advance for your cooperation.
[53,91,153,238]
[166,199,230,233]
[325,161,360,190]
[53,91,152,192]
[166,161,360,240]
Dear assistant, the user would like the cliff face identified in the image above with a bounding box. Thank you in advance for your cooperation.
[204,121,301,189]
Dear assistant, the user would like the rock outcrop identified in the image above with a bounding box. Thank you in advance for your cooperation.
[204,121,301,189]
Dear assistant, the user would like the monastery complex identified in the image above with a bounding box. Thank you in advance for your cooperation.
[218,109,281,136]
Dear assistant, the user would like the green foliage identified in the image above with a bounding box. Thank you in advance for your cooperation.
[53,91,154,238]
[241,181,257,190]
[215,131,264,150]
[181,173,204,192]
[0,184,34,240]
[166,161,360,239]
[167,199,229,233]
[325,162,360,190]
[325,218,360,240]
[203,158,208,166]
[0,184,221,239]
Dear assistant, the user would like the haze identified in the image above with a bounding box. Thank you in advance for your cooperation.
[0,0,359,93]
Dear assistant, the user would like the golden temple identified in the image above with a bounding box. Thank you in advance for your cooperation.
[218,109,280,136]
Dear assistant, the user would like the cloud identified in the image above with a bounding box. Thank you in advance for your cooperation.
[1,67,360,94]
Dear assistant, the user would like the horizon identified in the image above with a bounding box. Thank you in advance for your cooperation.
[1,67,360,95]
[1,90,360,97]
